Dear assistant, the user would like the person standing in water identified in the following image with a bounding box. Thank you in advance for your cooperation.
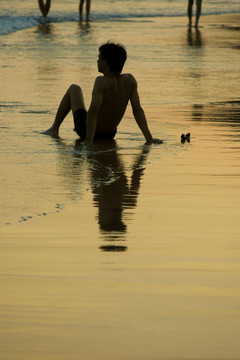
[79,0,91,22]
[188,0,202,28]
[38,0,51,17]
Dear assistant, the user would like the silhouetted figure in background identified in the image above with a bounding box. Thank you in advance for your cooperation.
[188,0,202,28]
[38,0,51,17]
[79,0,91,22]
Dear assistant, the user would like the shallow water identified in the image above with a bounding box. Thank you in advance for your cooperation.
[1,101,240,360]
[1,9,240,358]
[0,15,240,225]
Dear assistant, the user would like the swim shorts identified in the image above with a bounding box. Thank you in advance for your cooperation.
[73,109,117,140]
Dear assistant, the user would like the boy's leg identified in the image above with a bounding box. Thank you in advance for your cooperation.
[43,84,85,137]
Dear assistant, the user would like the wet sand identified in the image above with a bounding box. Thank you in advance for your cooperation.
[1,101,240,359]
[1,13,240,360]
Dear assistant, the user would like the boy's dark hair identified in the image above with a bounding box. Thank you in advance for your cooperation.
[99,42,127,75]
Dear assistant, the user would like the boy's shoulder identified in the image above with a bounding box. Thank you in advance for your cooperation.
[121,73,136,82]
[93,74,137,91]
[120,74,137,87]
[95,73,136,81]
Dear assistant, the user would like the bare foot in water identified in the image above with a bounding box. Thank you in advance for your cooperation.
[42,127,59,138]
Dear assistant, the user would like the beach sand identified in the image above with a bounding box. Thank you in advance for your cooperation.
[1,13,240,360]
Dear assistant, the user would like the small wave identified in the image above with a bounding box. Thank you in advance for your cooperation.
[0,101,25,109]
[209,100,240,105]
[0,15,40,36]
[1,8,240,36]
[20,110,51,114]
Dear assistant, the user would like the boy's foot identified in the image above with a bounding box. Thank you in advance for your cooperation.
[42,127,59,138]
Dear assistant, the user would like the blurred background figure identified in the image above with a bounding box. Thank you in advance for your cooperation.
[187,0,202,28]
[79,0,91,22]
[38,0,51,17]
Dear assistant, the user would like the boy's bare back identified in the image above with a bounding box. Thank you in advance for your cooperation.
[92,73,137,133]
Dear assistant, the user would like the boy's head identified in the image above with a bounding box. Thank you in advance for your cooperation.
[98,42,127,75]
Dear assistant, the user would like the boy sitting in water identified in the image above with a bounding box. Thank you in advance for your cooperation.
[44,42,162,145]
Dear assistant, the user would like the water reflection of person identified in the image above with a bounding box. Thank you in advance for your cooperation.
[37,23,53,35]
[75,140,151,251]
[187,27,202,47]
[187,0,202,28]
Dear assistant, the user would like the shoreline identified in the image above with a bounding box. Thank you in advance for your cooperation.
[1,12,240,37]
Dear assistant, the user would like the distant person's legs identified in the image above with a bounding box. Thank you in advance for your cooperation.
[79,0,84,21]
[187,0,194,27]
[38,0,51,17]
[86,0,91,22]
[195,0,202,28]
[44,84,86,137]
[79,0,91,22]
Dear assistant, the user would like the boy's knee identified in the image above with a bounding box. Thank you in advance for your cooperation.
[69,84,82,93]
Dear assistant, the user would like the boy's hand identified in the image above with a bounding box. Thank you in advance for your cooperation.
[82,140,92,146]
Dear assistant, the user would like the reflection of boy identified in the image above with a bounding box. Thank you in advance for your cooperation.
[44,42,163,145]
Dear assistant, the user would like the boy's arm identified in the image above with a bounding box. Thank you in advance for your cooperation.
[84,77,104,144]
[130,76,162,144]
